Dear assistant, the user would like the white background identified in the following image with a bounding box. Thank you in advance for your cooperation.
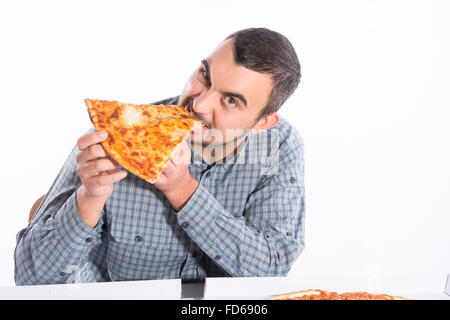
[0,0,449,289]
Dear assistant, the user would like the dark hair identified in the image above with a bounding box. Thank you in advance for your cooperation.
[225,28,301,120]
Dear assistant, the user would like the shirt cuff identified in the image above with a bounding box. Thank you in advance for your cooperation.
[55,191,104,249]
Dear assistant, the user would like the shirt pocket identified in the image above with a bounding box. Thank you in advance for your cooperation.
[106,205,185,280]
[108,205,180,248]
[107,237,177,280]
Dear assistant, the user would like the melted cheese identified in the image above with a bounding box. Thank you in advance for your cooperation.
[122,105,144,126]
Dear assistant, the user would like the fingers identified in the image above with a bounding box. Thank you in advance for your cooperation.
[77,157,122,179]
[171,141,191,165]
[159,142,190,179]
[84,169,128,188]
[161,160,176,176]
[77,131,108,151]
[154,172,168,186]
[75,131,126,198]
[76,143,108,164]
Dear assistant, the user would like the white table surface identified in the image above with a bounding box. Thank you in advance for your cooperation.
[0,278,181,300]
[0,273,448,300]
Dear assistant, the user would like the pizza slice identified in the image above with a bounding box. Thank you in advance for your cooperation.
[269,289,408,300]
[269,289,343,300]
[84,98,203,183]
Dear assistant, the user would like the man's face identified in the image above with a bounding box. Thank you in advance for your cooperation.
[178,39,275,149]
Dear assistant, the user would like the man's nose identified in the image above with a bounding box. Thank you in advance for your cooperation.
[193,89,216,115]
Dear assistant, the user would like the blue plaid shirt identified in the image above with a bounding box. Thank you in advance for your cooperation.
[14,96,305,285]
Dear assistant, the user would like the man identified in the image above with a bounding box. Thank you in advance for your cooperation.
[14,28,305,285]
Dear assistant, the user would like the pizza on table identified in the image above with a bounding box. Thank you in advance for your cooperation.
[269,289,408,300]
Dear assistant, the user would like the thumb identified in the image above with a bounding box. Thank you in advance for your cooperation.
[172,141,191,165]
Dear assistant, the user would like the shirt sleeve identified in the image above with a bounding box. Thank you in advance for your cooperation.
[14,140,110,285]
[176,145,305,277]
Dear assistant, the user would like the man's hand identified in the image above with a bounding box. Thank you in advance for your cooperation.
[154,141,199,211]
[75,131,127,228]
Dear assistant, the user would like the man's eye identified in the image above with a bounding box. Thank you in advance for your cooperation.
[200,67,207,78]
[198,67,210,86]
[225,96,237,107]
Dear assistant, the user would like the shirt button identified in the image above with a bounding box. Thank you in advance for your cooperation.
[286,232,292,237]
[181,222,190,229]
[59,272,65,277]
[215,255,221,261]
[205,172,211,178]
[290,176,296,184]
[85,237,93,243]
[135,235,143,242]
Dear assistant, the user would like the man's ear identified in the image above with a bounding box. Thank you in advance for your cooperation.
[250,112,280,134]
